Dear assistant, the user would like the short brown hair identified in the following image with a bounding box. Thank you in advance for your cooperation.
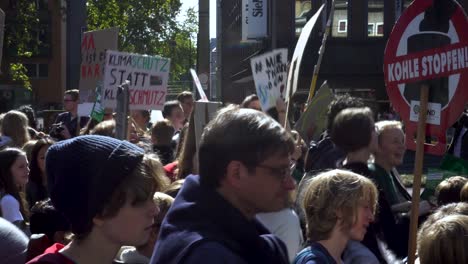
[91,120,116,138]
[177,91,194,103]
[435,176,468,206]
[64,89,80,101]
[418,214,468,264]
[302,169,378,241]
[151,119,175,146]
[331,107,374,153]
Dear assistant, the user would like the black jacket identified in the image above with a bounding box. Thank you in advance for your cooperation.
[150,175,289,264]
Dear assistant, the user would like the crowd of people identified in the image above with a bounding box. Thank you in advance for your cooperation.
[0,89,467,264]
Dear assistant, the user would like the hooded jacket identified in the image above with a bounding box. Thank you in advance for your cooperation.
[150,175,289,264]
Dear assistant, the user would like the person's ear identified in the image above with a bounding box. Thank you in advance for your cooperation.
[93,215,105,227]
[224,161,244,188]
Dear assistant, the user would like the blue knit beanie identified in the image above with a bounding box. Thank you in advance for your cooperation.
[46,135,144,235]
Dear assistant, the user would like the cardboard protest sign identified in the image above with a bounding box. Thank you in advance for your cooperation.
[284,4,324,102]
[250,49,288,111]
[294,81,333,143]
[78,28,118,116]
[190,69,208,101]
[0,9,4,70]
[102,50,170,110]
[194,101,222,150]
[383,0,468,155]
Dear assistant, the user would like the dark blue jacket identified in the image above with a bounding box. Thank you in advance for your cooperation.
[150,175,289,264]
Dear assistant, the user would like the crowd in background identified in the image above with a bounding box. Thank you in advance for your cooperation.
[0,90,467,264]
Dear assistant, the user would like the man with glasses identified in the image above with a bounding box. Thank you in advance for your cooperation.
[150,106,294,264]
[54,89,89,139]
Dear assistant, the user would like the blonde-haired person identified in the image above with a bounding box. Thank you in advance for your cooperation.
[417,214,468,264]
[294,169,378,264]
[1,110,31,148]
[461,182,468,202]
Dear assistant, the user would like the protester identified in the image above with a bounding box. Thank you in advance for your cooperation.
[0,217,29,264]
[304,94,365,173]
[131,110,152,132]
[367,120,431,259]
[150,107,294,263]
[17,105,44,139]
[177,91,195,121]
[26,138,55,208]
[23,140,38,163]
[461,182,468,202]
[53,89,89,139]
[176,110,197,180]
[294,170,378,264]
[417,214,468,264]
[151,119,175,165]
[435,176,468,206]
[0,148,30,230]
[1,110,31,148]
[241,94,262,111]
[447,110,468,160]
[118,192,174,264]
[331,107,378,176]
[27,135,160,263]
[29,199,71,245]
[162,100,185,132]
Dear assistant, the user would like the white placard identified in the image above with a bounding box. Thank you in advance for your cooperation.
[409,100,442,125]
[102,50,170,110]
[190,69,208,101]
[250,49,288,111]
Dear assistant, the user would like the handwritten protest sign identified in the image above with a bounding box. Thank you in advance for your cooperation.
[250,49,288,111]
[78,28,118,115]
[102,50,170,110]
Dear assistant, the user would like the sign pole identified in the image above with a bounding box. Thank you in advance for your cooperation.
[407,84,429,264]
[115,81,130,140]
[306,0,334,105]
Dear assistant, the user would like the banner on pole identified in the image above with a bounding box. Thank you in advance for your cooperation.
[103,50,170,110]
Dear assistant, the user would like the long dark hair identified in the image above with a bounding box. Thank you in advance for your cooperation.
[29,137,55,186]
[0,148,30,220]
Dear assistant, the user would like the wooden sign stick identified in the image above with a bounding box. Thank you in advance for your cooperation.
[407,84,429,264]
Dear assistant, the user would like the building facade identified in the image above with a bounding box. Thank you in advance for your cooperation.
[216,0,295,104]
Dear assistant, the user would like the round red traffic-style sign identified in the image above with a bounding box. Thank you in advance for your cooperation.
[384,0,468,155]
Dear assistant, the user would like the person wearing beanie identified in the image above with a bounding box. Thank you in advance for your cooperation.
[27,135,160,264]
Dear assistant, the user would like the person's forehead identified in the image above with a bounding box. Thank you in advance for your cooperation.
[182,97,194,104]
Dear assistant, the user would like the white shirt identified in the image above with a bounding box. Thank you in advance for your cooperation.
[0,195,24,223]
[256,208,304,263]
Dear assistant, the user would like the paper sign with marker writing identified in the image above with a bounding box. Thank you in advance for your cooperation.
[103,50,170,110]
[250,49,288,111]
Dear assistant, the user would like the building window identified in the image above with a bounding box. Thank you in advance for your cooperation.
[24,63,48,79]
[338,20,347,33]
[368,0,384,37]
[332,0,348,37]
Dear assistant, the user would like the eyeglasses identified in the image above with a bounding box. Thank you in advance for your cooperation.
[256,160,297,182]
